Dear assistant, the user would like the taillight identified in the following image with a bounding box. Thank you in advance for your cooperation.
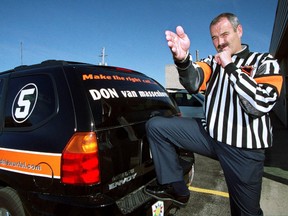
[61,132,100,185]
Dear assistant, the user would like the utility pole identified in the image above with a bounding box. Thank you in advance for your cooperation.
[99,47,107,66]
[196,50,199,61]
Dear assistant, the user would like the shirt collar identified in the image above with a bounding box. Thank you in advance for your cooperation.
[233,44,250,59]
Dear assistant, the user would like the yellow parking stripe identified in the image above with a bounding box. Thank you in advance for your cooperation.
[189,186,229,198]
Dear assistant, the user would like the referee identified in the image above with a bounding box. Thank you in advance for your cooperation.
[144,13,283,216]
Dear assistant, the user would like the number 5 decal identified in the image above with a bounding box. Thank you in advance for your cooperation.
[12,83,38,124]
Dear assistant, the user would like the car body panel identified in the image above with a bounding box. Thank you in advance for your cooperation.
[0,61,194,215]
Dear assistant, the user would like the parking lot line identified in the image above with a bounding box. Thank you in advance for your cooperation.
[189,186,229,198]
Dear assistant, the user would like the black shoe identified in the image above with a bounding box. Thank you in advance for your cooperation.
[144,184,190,207]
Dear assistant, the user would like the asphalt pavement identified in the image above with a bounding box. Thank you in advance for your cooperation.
[175,111,288,216]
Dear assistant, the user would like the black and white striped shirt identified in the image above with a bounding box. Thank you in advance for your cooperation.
[176,45,283,149]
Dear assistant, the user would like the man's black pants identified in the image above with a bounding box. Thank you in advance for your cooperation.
[146,116,265,216]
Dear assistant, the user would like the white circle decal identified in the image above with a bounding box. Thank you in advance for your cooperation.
[12,83,38,124]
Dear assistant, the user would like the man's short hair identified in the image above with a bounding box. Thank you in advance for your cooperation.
[210,13,240,31]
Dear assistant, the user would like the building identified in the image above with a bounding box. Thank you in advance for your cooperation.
[269,0,288,127]
[165,64,183,89]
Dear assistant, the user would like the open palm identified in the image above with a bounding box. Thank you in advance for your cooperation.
[165,26,191,61]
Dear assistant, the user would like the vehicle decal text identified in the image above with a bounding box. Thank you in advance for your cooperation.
[0,148,61,179]
[82,73,156,85]
[12,83,38,123]
[89,88,168,100]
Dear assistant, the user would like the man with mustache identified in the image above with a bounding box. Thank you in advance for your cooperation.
[144,13,283,215]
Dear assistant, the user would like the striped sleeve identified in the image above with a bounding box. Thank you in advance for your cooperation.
[176,54,212,93]
[196,61,212,92]
[225,53,283,117]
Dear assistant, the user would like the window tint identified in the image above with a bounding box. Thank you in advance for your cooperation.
[4,74,56,129]
[0,79,3,103]
[171,93,202,107]
[77,68,177,127]
[0,79,4,130]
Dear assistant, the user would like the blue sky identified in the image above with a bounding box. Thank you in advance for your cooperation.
[0,0,278,85]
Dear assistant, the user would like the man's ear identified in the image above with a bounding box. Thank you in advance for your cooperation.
[237,24,243,37]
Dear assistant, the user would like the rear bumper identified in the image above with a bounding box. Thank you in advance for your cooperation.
[22,180,180,216]
[22,153,194,215]
[23,191,122,216]
[22,181,169,216]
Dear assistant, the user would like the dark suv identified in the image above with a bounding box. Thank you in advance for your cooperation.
[0,60,194,216]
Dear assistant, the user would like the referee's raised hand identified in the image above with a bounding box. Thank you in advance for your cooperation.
[165,26,190,62]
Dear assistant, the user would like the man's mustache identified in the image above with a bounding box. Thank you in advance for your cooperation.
[217,43,229,52]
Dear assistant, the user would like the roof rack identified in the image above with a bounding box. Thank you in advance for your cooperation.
[3,60,141,76]
[13,60,92,71]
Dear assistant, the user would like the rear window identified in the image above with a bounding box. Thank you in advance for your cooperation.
[76,67,177,127]
[4,74,56,129]
[170,92,202,107]
[0,79,3,104]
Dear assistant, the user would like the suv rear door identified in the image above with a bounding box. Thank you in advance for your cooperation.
[0,76,7,135]
[65,65,179,212]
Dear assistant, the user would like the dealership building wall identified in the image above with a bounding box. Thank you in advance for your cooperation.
[165,64,183,89]
[269,0,288,127]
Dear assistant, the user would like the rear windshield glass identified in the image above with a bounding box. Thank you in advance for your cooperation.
[170,92,203,107]
[75,67,177,127]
